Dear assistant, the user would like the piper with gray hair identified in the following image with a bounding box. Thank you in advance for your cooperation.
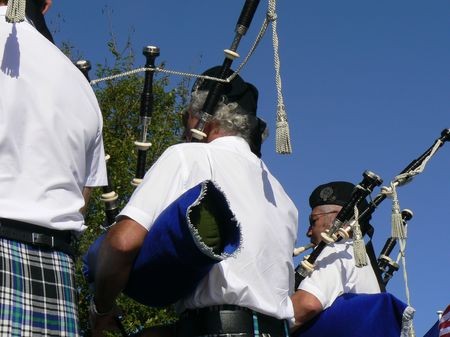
[184,65,268,158]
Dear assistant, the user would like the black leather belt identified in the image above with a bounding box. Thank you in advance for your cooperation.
[177,305,289,337]
[0,218,75,257]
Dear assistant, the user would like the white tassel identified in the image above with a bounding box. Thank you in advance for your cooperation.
[391,183,406,239]
[352,206,368,267]
[269,0,292,155]
[400,306,416,337]
[6,0,26,23]
[276,106,292,154]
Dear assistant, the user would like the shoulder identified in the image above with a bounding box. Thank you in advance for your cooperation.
[316,242,353,267]
[153,142,210,165]
[162,142,209,156]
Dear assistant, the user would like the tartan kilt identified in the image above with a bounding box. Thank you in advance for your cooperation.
[0,237,80,336]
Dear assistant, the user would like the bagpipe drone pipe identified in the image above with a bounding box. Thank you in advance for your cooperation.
[189,0,261,141]
[75,60,120,228]
[76,48,243,307]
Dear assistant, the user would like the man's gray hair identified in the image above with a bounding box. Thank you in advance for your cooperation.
[189,90,253,144]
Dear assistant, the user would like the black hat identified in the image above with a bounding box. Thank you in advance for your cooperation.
[192,66,266,158]
[191,66,258,115]
[309,181,370,222]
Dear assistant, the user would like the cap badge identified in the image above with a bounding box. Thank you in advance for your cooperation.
[319,186,335,202]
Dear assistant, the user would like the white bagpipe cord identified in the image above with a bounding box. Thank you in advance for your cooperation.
[6,0,26,23]
[380,137,443,337]
[88,0,293,155]
[397,234,416,337]
[268,0,292,154]
[387,184,416,337]
[351,206,368,267]
[393,138,443,187]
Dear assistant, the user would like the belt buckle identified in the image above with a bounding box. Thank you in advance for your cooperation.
[32,232,54,248]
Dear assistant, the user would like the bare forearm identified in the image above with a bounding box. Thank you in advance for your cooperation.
[80,187,93,216]
[93,218,147,312]
[93,240,134,311]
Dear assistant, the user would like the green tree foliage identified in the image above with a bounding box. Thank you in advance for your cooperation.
[71,40,189,336]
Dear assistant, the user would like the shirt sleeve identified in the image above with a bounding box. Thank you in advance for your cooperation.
[84,123,108,187]
[119,145,196,230]
[297,244,349,309]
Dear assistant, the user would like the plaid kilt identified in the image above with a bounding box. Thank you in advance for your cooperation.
[0,238,80,336]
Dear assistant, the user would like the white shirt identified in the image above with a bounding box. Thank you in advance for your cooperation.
[121,136,298,319]
[0,6,107,232]
[297,240,381,309]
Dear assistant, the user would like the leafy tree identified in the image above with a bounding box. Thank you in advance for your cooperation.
[69,38,189,336]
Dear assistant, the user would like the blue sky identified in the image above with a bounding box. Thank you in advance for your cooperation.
[47,1,450,335]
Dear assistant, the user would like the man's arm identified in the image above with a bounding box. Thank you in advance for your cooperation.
[80,187,92,216]
[290,289,323,330]
[90,217,147,337]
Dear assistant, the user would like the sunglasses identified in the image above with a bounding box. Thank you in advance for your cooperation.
[309,211,339,227]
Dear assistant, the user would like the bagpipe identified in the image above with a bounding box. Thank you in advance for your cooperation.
[294,170,383,289]
[79,0,271,309]
[77,48,242,308]
[292,130,449,337]
[294,128,450,290]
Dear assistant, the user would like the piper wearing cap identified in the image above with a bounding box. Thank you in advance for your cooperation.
[90,66,298,337]
[290,181,381,330]
[184,66,268,157]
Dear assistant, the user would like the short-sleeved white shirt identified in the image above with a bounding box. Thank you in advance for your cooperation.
[120,136,298,320]
[297,240,381,309]
[0,6,107,232]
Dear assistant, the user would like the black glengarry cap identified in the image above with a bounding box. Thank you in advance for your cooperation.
[309,181,371,224]
[192,66,267,158]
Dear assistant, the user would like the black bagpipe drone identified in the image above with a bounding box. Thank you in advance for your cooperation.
[75,60,120,228]
[293,128,450,290]
[189,0,261,141]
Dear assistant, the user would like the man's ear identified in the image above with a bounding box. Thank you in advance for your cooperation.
[205,121,223,142]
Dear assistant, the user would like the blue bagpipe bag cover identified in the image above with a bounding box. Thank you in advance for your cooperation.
[83,180,241,307]
[293,292,415,337]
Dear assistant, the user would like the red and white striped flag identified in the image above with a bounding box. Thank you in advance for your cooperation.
[439,305,450,337]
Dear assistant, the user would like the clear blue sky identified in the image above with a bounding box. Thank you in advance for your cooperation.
[47,1,450,335]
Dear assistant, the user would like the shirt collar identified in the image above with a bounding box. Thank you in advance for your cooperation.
[209,136,252,153]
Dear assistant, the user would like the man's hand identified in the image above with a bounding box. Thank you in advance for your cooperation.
[89,300,125,337]
[41,0,52,14]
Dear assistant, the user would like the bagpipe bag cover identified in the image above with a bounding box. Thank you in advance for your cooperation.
[82,180,241,307]
[293,292,414,337]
